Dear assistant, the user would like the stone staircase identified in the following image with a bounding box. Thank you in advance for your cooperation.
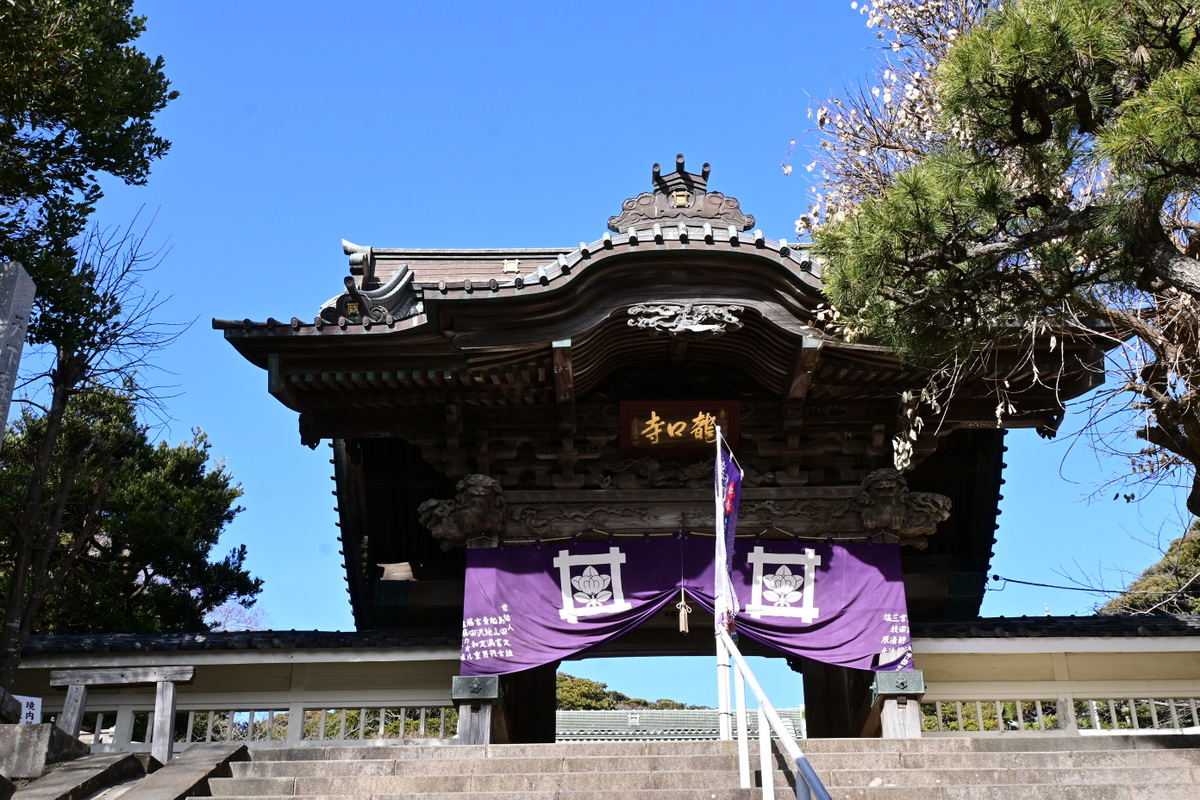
[197,735,1200,800]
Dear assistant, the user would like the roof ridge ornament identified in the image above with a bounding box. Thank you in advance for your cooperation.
[608,155,755,234]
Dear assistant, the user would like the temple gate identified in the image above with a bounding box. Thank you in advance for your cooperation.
[215,156,1105,740]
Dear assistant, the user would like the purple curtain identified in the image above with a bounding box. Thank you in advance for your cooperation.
[461,537,913,676]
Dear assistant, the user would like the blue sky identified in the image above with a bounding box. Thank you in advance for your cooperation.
[74,1,1189,709]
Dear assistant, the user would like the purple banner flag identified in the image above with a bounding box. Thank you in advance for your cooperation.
[461,537,913,676]
[714,445,742,632]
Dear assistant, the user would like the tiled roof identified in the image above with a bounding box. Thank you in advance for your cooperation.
[19,615,1200,658]
[555,708,805,741]
[363,248,575,286]
[20,628,459,656]
[213,229,817,341]
[912,614,1200,638]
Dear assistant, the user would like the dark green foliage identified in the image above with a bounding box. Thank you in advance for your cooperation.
[1101,521,1200,614]
[556,672,618,710]
[0,2,201,689]
[921,699,1063,732]
[0,389,260,635]
[812,0,1200,516]
[0,0,177,347]
[817,0,1200,357]
[555,672,707,711]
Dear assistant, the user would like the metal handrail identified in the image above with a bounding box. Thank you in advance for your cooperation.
[717,628,832,800]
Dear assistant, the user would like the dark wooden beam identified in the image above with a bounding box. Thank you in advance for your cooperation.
[552,340,582,488]
[552,340,575,435]
[267,353,300,409]
[784,337,823,402]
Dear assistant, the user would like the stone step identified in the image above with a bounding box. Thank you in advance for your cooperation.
[240,734,1200,764]
[202,793,765,800]
[196,737,1200,800]
[801,733,1200,753]
[233,744,1200,780]
[249,740,734,761]
[193,787,1200,800]
[804,747,1200,771]
[231,752,739,777]
[822,786,1200,800]
[209,769,749,795]
[210,762,1200,797]
[822,764,1197,787]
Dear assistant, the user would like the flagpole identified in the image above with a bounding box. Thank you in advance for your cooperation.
[714,424,732,741]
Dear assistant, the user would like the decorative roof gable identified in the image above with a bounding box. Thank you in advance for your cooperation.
[607,154,755,233]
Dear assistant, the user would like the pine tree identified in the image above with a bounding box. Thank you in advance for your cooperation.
[806,0,1200,515]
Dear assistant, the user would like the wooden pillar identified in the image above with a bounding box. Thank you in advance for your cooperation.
[456,701,493,745]
[57,684,88,737]
[451,675,500,745]
[865,671,926,739]
[879,697,923,738]
[151,680,178,762]
[112,705,135,750]
[800,659,874,738]
[498,662,557,743]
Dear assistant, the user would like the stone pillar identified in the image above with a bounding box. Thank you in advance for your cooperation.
[0,262,34,451]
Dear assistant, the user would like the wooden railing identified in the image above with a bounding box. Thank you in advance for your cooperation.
[921,697,1200,735]
[51,666,194,762]
[70,703,458,752]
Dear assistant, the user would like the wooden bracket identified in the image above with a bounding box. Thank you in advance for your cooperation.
[445,403,467,476]
[267,353,300,408]
[552,340,575,435]
[784,337,823,402]
[552,341,582,487]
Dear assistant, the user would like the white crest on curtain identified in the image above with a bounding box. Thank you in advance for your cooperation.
[745,546,821,623]
[554,547,632,623]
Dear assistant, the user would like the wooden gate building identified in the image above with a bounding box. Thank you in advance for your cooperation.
[214,157,1105,739]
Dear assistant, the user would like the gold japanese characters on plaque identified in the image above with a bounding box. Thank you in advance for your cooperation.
[620,401,740,458]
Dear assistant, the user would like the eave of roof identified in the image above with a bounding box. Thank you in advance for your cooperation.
[911,614,1200,639]
[20,629,459,656]
[19,615,1200,659]
[213,227,821,353]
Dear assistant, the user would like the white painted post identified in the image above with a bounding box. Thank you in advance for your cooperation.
[758,705,774,798]
[735,668,750,788]
[285,702,305,745]
[1058,695,1079,733]
[151,680,178,763]
[714,425,733,741]
[716,636,732,740]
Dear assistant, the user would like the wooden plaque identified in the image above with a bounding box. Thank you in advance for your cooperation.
[620,400,740,459]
